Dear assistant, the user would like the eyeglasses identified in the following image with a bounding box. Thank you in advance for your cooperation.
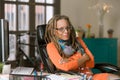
[55,26,72,32]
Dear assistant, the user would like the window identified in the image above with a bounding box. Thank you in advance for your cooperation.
[0,0,60,63]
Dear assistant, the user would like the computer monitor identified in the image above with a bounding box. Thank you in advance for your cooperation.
[0,19,9,62]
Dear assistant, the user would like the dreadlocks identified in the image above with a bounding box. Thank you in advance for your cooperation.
[44,15,78,57]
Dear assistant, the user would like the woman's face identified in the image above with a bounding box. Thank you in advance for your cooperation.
[55,19,71,40]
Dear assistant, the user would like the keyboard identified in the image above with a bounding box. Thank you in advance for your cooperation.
[11,67,34,75]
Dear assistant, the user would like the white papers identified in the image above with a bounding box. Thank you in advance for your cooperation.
[0,74,9,80]
[47,74,67,80]
[47,74,82,80]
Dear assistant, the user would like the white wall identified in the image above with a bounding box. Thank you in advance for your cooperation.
[61,0,120,66]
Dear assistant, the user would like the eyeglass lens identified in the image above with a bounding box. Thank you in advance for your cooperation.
[56,26,72,32]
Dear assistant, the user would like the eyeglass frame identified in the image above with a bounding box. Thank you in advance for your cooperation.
[54,26,72,32]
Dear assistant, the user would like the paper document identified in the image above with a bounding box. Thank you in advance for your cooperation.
[47,74,67,80]
[47,74,81,80]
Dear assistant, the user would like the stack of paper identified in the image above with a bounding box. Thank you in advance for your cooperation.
[0,74,9,80]
[47,74,82,80]
[47,74,67,80]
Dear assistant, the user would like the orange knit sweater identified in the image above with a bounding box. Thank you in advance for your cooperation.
[46,38,94,71]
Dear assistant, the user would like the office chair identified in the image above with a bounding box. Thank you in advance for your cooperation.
[36,24,55,73]
[36,24,120,75]
[36,24,77,75]
[93,63,120,75]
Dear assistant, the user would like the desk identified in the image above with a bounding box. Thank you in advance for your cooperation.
[9,74,49,80]
[10,73,82,80]
[0,73,82,80]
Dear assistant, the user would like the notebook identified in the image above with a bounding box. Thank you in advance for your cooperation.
[11,67,34,75]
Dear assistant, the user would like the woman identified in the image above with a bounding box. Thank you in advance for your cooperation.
[44,15,120,80]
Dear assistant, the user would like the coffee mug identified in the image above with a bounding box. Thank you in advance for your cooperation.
[2,64,11,74]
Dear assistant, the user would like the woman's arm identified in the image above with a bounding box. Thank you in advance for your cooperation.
[77,38,94,68]
[46,41,94,71]
[47,42,81,71]
[77,53,90,67]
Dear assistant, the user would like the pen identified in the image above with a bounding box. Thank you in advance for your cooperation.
[33,70,37,80]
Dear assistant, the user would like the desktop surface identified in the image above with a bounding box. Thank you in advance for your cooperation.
[0,72,82,80]
[0,66,83,80]
[10,73,82,80]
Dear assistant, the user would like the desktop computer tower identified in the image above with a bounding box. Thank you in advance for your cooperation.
[0,19,9,62]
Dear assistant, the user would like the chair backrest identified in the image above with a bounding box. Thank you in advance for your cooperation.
[36,24,56,73]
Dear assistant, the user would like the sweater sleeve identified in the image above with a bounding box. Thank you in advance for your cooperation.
[77,38,95,68]
[46,42,81,71]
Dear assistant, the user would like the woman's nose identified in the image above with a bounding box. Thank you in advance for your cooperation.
[64,28,69,33]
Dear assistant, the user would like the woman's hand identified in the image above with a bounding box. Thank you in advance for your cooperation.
[83,53,90,61]
[59,58,69,64]
[78,53,90,67]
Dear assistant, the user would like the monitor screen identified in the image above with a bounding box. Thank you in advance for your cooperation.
[0,19,9,62]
